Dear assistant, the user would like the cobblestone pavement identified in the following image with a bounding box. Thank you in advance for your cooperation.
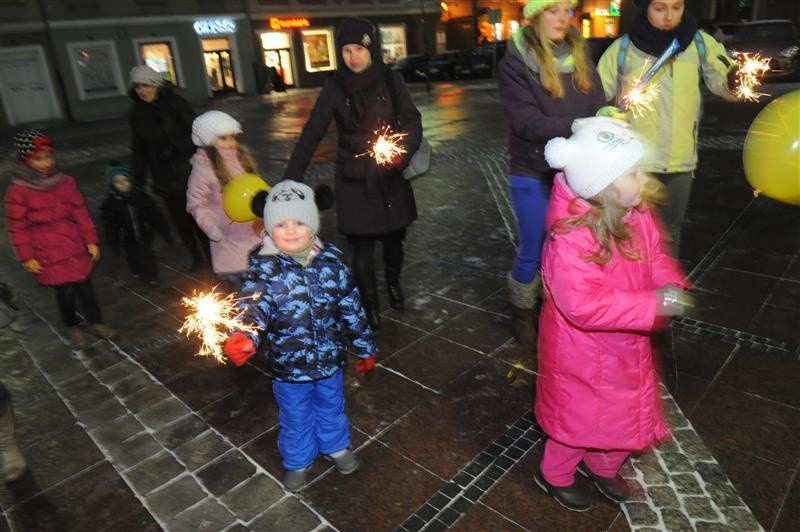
[0,80,798,531]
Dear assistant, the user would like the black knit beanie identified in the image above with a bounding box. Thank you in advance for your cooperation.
[336,17,380,59]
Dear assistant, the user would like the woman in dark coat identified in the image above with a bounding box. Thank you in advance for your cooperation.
[497,0,606,348]
[128,65,210,270]
[284,17,423,329]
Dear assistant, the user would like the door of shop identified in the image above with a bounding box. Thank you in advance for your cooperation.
[202,38,237,94]
[263,49,294,89]
[204,50,235,93]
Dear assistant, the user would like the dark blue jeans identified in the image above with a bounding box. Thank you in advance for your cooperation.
[509,175,552,284]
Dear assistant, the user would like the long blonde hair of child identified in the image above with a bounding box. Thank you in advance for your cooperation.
[553,174,666,265]
[204,143,259,186]
[522,15,594,99]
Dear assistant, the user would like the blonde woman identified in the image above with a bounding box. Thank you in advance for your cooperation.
[497,0,605,348]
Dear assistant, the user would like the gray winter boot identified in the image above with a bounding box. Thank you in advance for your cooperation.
[508,272,542,349]
[0,404,27,482]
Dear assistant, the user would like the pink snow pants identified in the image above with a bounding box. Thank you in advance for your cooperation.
[540,438,630,487]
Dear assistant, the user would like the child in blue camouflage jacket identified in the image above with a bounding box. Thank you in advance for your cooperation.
[223,179,377,492]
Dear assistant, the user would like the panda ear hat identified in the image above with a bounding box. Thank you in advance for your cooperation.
[544,117,646,199]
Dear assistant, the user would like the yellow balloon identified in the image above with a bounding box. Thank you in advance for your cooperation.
[743,90,800,206]
[222,173,270,222]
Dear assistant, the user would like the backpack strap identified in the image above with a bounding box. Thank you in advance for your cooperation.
[693,30,706,63]
[617,34,631,80]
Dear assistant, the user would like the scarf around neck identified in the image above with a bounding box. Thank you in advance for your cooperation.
[334,61,386,126]
[629,11,699,57]
[11,161,65,190]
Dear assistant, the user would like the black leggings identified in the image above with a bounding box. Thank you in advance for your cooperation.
[53,279,102,327]
[161,190,210,260]
[347,229,406,294]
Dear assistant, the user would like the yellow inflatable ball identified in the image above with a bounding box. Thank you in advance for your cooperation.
[222,173,270,222]
[742,90,800,206]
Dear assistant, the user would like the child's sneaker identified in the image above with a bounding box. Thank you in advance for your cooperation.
[534,468,591,512]
[283,469,307,492]
[69,327,91,349]
[89,323,118,340]
[325,449,359,475]
[577,461,630,503]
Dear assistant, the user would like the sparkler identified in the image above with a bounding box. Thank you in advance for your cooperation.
[358,125,407,167]
[179,288,259,363]
[620,38,679,118]
[621,77,660,118]
[732,52,771,101]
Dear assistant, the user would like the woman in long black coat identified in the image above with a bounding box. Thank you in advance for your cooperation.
[284,17,423,329]
[128,65,210,270]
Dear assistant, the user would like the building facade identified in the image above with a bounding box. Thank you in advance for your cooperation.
[0,0,439,127]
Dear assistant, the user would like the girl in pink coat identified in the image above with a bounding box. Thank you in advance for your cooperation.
[534,117,692,512]
[5,129,117,349]
[187,111,264,290]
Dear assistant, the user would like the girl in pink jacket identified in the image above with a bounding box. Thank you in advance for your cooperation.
[5,129,117,349]
[534,117,692,512]
[187,111,263,289]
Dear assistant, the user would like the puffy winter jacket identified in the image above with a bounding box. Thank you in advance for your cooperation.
[236,238,377,382]
[186,149,263,274]
[5,173,98,286]
[597,31,736,173]
[498,32,606,179]
[535,175,686,450]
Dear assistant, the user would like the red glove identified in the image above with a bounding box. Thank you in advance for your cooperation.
[223,332,255,366]
[355,355,376,374]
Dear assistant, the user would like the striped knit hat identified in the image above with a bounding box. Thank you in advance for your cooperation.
[523,0,577,19]
[14,129,54,162]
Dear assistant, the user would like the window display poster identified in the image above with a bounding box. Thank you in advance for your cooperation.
[72,44,118,96]
[301,29,335,72]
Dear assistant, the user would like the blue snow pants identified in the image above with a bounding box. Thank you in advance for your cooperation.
[509,175,552,284]
[272,370,350,471]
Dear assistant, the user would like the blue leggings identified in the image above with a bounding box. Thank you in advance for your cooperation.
[509,175,552,284]
[272,370,350,471]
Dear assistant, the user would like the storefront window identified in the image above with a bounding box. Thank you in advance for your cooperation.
[261,31,295,87]
[202,38,237,92]
[138,41,178,85]
[66,40,125,100]
[379,25,407,64]
[301,28,336,72]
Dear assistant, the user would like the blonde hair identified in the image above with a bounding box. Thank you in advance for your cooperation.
[522,16,594,99]
[203,142,258,186]
[553,173,666,264]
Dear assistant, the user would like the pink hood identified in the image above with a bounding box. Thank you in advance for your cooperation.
[534,173,686,450]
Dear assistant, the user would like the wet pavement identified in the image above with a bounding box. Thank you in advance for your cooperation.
[0,79,799,531]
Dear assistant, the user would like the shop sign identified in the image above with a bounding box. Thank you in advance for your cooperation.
[194,18,237,35]
[269,17,311,31]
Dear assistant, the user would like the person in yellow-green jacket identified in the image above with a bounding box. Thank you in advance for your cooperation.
[597,0,738,255]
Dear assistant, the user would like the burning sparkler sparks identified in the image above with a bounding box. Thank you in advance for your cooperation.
[733,52,771,101]
[358,125,407,167]
[179,288,259,363]
[622,80,660,118]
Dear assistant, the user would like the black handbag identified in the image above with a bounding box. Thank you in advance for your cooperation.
[384,71,431,180]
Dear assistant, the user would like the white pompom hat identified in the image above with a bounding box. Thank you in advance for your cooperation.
[191,110,242,147]
[544,117,645,199]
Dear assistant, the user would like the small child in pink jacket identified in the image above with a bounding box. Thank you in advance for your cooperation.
[187,111,264,290]
[534,117,692,512]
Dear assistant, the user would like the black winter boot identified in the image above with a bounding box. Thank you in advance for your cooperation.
[362,288,382,331]
[508,273,541,349]
[385,268,405,311]
[0,403,27,483]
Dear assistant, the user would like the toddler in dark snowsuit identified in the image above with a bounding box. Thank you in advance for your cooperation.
[101,165,172,286]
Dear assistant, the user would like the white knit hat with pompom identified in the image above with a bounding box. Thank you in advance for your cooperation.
[544,117,645,199]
